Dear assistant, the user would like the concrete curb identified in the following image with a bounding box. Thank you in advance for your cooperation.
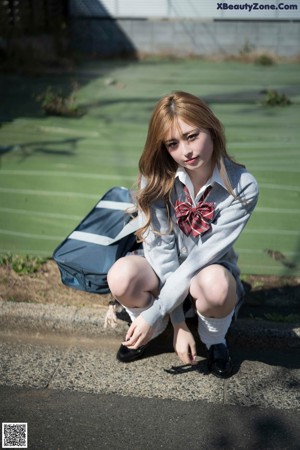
[0,300,299,349]
[0,301,128,338]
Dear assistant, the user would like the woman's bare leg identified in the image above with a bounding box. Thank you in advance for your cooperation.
[107,255,160,308]
[190,264,237,318]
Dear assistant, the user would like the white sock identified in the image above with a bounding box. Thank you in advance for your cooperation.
[124,298,169,339]
[197,310,234,349]
[125,301,154,323]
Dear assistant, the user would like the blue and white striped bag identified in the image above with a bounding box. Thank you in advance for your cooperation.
[53,186,141,295]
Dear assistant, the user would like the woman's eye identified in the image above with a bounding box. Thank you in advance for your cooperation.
[187,133,198,141]
[167,141,177,149]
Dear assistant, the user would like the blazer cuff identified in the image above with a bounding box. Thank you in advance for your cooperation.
[140,300,165,327]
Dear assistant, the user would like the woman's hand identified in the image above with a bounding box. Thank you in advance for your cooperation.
[173,322,197,365]
[122,315,154,349]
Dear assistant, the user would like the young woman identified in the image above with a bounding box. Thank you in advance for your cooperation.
[107,91,259,378]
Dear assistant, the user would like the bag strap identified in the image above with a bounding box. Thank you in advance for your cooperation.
[68,217,140,246]
[68,199,140,246]
[95,200,134,211]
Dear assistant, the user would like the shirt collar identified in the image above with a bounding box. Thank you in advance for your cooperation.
[175,165,226,200]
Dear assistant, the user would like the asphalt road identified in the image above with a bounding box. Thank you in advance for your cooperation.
[1,328,300,450]
[1,384,300,450]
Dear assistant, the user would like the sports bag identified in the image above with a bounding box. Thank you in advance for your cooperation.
[53,186,142,295]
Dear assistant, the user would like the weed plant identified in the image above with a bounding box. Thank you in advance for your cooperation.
[262,89,292,106]
[36,83,84,117]
[0,253,48,274]
[254,54,275,66]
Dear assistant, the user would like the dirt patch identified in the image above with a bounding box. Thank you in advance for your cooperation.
[0,260,111,309]
[0,260,299,320]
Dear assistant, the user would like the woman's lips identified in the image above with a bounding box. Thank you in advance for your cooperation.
[185,156,198,165]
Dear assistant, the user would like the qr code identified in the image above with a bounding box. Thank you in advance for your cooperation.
[2,423,28,448]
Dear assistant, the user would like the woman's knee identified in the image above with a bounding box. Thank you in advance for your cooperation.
[107,257,138,298]
[190,265,235,308]
[107,255,159,303]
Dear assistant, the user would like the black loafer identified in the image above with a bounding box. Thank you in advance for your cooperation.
[207,343,233,379]
[116,344,147,363]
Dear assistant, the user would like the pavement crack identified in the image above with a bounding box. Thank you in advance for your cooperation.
[44,344,73,389]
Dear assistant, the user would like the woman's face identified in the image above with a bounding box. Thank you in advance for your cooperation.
[164,118,214,176]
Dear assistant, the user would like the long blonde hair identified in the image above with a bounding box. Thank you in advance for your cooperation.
[136,91,240,239]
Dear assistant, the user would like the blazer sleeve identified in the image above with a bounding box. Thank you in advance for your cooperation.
[139,175,180,286]
[141,173,259,327]
[142,199,180,287]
